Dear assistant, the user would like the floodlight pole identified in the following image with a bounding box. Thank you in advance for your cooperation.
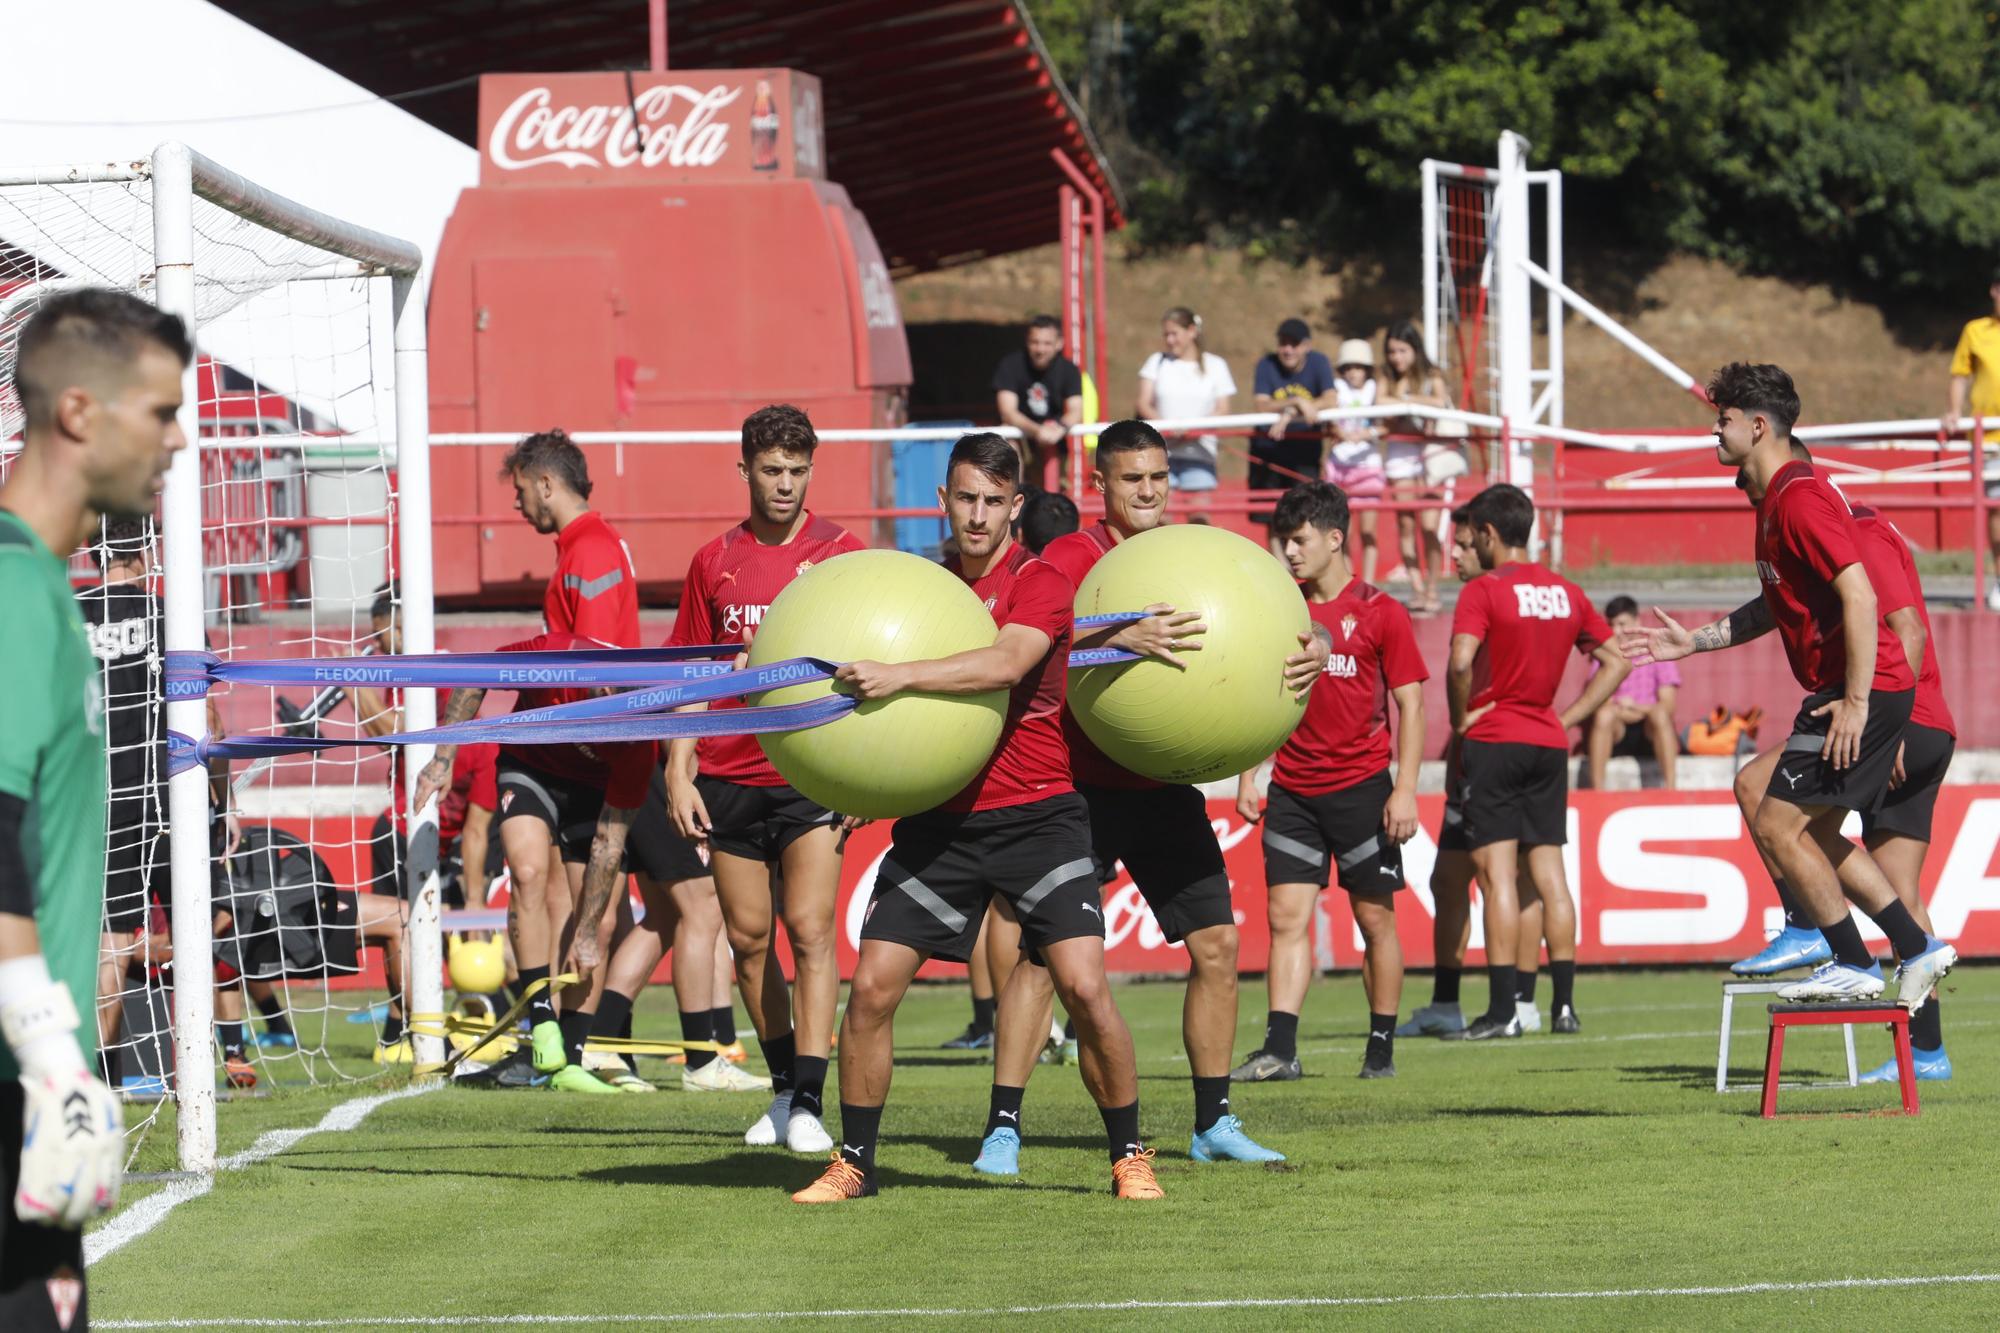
[649,0,668,71]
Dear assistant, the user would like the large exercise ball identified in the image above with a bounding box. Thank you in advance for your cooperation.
[749,549,1007,818]
[1070,524,1309,783]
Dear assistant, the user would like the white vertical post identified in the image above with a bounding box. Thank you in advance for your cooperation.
[152,142,216,1173]
[1545,169,1564,568]
[392,271,444,1073]
[1496,131,1535,495]
[1420,160,1441,367]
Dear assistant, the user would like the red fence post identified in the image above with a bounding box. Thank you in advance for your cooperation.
[1975,419,1989,612]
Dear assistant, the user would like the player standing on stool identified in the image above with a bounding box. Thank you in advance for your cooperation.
[0,290,190,1328]
[1445,484,1628,1041]
[1233,482,1426,1080]
[971,420,1315,1175]
[1620,364,1956,1011]
[793,433,1161,1203]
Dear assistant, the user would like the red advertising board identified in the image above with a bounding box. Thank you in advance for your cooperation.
[276,787,2000,990]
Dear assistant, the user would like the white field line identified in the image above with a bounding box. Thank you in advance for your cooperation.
[93,1272,2000,1327]
[87,1081,441,1265]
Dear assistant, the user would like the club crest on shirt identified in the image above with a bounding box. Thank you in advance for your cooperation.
[796,560,814,576]
[46,1268,81,1329]
[1339,614,1357,641]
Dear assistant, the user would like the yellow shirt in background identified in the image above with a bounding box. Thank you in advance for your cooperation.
[1950,315,2000,418]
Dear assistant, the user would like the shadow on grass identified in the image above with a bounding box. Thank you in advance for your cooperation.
[585,1154,1092,1195]
[1432,1106,1635,1119]
[1620,1062,1838,1091]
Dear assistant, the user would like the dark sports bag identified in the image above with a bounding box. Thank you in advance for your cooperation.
[215,825,357,979]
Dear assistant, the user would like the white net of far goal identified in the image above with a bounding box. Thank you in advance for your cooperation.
[0,144,441,1172]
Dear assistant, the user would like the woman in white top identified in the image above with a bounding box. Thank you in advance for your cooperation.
[1137,306,1236,504]
[1378,320,1454,613]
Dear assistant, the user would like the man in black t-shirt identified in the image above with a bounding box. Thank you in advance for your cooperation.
[993,315,1084,491]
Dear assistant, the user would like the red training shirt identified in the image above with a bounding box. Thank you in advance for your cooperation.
[546,510,640,647]
[1852,505,1954,737]
[1273,579,1428,795]
[943,541,1074,813]
[1756,462,1914,696]
[1450,561,1610,749]
[1039,521,1158,791]
[495,631,656,808]
[667,514,865,786]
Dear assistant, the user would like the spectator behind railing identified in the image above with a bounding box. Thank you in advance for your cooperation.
[1944,264,2000,611]
[1587,595,1680,790]
[1137,306,1236,517]
[1250,318,1336,555]
[1379,320,1454,614]
[992,314,1084,494]
[1326,338,1386,582]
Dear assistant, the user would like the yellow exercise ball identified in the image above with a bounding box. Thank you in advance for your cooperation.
[447,936,505,995]
[1069,524,1309,783]
[749,549,1007,819]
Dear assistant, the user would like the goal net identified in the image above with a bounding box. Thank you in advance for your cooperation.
[0,145,438,1173]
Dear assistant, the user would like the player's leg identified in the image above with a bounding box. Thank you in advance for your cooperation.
[214,981,255,1088]
[944,909,997,1049]
[544,853,619,1094]
[1351,890,1402,1075]
[708,929,741,1058]
[496,787,564,1079]
[1038,936,1160,1197]
[709,848,801,1138]
[979,916,1051,1176]
[1455,837,1521,1039]
[1855,723,1954,1078]
[353,894,410,1058]
[776,820,844,1147]
[1729,746,1829,974]
[1523,844,1578,1031]
[1236,782,1330,1079]
[791,938,923,1202]
[1401,842,1472,1036]
[1515,882,1544,1031]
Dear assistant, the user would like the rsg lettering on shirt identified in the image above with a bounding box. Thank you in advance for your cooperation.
[1512,584,1572,621]
[87,617,151,662]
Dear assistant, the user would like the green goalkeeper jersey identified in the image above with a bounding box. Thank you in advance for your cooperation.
[0,508,107,1079]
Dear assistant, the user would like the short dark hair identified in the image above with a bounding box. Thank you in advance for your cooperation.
[1604,595,1639,621]
[89,514,151,570]
[14,289,192,432]
[1021,489,1080,553]
[499,429,592,500]
[1027,314,1062,335]
[1271,481,1350,538]
[1468,483,1534,547]
[1706,362,1800,436]
[741,403,818,463]
[371,581,398,623]
[1093,418,1167,466]
[947,431,1020,488]
[1449,503,1474,527]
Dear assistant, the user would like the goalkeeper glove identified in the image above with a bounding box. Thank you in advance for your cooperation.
[1,959,123,1227]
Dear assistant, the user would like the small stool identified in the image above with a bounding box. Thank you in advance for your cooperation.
[1717,981,1857,1092]
[1762,1003,1916,1118]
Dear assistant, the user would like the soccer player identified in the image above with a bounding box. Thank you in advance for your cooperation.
[665,405,866,1148]
[1232,481,1425,1079]
[1619,364,1955,1010]
[1444,484,1628,1041]
[971,420,1314,1174]
[792,432,1162,1204]
[2,288,190,1326]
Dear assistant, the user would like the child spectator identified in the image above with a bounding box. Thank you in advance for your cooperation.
[1325,338,1385,581]
[1587,595,1681,789]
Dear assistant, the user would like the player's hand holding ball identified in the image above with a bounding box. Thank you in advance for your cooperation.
[1282,628,1331,699]
[2,963,123,1226]
[1112,603,1205,668]
[833,659,912,701]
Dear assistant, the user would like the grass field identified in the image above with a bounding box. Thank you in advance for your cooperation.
[90,967,2000,1329]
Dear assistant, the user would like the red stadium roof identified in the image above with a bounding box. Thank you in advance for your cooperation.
[209,0,1124,273]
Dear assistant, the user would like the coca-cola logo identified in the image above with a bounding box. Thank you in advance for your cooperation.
[488,84,742,172]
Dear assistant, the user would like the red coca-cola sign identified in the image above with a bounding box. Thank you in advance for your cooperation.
[477,71,827,186]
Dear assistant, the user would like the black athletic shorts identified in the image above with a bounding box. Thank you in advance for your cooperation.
[0,1082,88,1333]
[1437,744,1469,854]
[1248,437,1324,521]
[1459,739,1568,850]
[1861,721,1954,842]
[628,768,710,883]
[860,792,1102,963]
[1767,687,1915,815]
[1081,782,1233,943]
[496,761,604,865]
[1262,771,1407,894]
[693,774,835,863]
[103,792,166,934]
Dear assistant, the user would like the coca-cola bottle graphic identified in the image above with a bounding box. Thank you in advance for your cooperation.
[750,79,780,172]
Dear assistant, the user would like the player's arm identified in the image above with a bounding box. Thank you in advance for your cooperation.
[1384,680,1424,844]
[343,684,401,738]
[1559,645,1631,732]
[1234,769,1263,824]
[560,802,637,989]
[413,685,486,809]
[1817,563,1878,770]
[1885,606,1925,678]
[1619,598,1771,665]
[1446,632,1482,735]
[458,799,493,906]
[838,622,1052,698]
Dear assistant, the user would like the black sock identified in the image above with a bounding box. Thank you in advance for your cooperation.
[711,1005,738,1047]
[1516,971,1539,1003]
[255,994,293,1037]
[971,995,996,1033]
[1867,899,1929,962]
[616,1005,636,1073]
[593,989,634,1040]
[1550,960,1576,1013]
[503,977,525,1006]
[1485,965,1517,1021]
[1192,1075,1230,1134]
[1100,1099,1142,1162]
[1911,996,1943,1052]
[986,1084,1025,1138]
[1367,1012,1395,1059]
[1433,966,1461,1006]
[100,1046,123,1086]
[679,1008,717,1070]
[1818,915,1872,970]
[837,1103,882,1174]
[520,966,555,1027]
[380,1011,405,1045]
[558,1008,592,1066]
[1772,877,1813,930]
[792,1055,830,1119]
[1063,1016,1076,1041]
[1263,1010,1299,1061]
[760,1031,796,1093]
